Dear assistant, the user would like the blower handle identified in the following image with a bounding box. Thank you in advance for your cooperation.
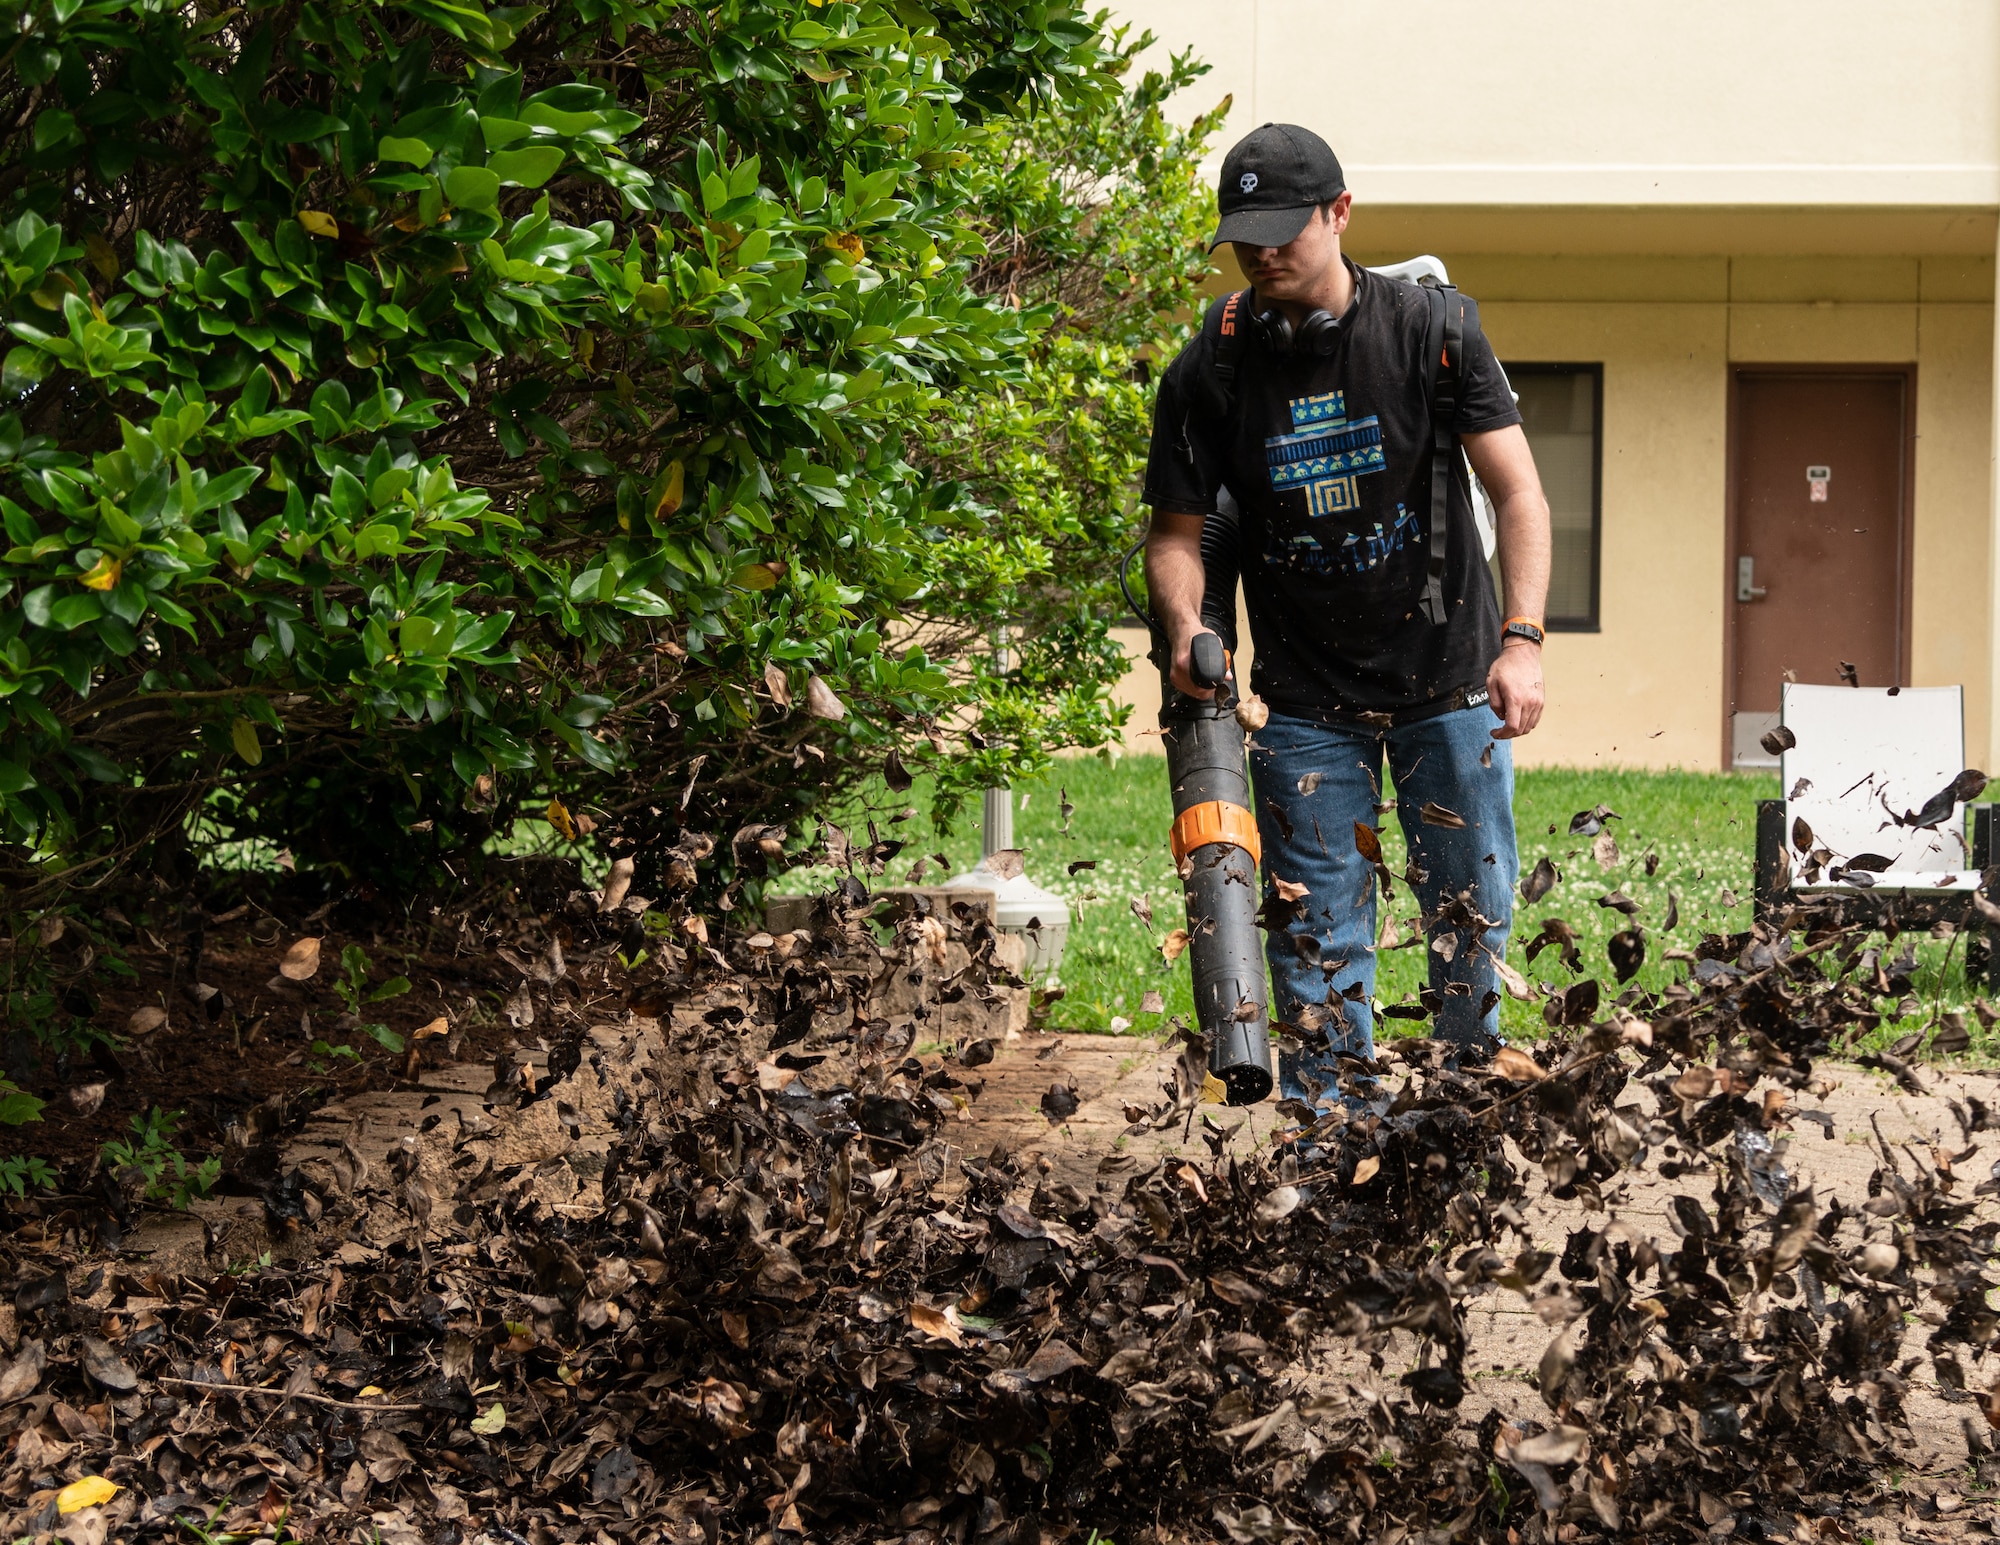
[1189,631,1229,691]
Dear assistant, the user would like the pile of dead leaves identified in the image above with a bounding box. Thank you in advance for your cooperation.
[1,882,1998,1544]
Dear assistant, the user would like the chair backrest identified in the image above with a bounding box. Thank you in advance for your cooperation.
[1780,683,1967,876]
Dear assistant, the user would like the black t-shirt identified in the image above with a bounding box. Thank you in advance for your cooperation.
[1141,263,1522,718]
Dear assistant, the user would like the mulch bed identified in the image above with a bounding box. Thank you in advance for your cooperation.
[7,858,620,1175]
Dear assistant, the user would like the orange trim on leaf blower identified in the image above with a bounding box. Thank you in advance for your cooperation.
[1169,800,1262,867]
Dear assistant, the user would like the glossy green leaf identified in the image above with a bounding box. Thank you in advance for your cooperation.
[377,136,434,165]
[444,165,502,210]
[487,146,565,187]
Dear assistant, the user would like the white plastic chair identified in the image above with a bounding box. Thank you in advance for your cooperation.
[1754,687,1997,968]
[1778,684,1979,892]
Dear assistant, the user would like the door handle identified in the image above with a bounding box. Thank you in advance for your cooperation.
[1736,555,1768,603]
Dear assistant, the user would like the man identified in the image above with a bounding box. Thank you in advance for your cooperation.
[1141,123,1551,1095]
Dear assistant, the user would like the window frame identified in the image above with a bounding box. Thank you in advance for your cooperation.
[1500,361,1603,634]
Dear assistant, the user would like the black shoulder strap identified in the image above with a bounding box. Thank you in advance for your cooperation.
[1172,288,1250,475]
[1210,287,1249,396]
[1419,279,1467,627]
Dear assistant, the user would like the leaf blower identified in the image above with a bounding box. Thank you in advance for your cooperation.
[1121,499,1274,1105]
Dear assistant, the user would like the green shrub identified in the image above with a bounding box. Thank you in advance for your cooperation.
[0,0,1218,900]
[921,40,1226,811]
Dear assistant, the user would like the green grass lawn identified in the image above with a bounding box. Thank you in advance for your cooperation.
[776,753,1997,1053]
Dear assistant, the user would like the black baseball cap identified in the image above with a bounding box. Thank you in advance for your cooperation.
[1209,123,1346,251]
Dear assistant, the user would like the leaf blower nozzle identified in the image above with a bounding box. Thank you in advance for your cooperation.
[1120,518,1274,1107]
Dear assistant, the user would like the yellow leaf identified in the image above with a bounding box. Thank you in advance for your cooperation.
[79,554,120,591]
[298,210,339,238]
[825,231,865,264]
[58,1476,119,1514]
[29,273,76,309]
[358,1385,384,1396]
[84,232,119,281]
[546,796,577,841]
[470,1401,506,1434]
[731,561,781,591]
[653,460,684,520]
[1351,1154,1381,1185]
[1199,1073,1227,1105]
[231,716,263,766]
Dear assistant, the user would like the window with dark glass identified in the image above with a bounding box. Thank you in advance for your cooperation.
[1491,363,1602,631]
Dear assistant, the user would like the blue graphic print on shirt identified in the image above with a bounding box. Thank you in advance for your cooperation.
[1264,391,1385,516]
[1263,391,1415,575]
[1270,503,1424,575]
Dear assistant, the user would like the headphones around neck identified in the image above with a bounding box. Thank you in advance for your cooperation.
[1250,291,1343,359]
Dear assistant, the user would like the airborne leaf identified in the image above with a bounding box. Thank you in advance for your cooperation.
[1607,926,1646,983]
[1520,856,1559,904]
[983,848,1025,881]
[1492,1047,1545,1083]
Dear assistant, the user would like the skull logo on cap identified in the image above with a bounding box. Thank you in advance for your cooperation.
[1239,172,1259,194]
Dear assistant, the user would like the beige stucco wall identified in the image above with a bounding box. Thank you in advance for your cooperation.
[1116,0,2000,207]
[1106,248,1997,770]
[1095,3,2000,768]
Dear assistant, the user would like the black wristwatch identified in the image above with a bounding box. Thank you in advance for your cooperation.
[1501,617,1545,647]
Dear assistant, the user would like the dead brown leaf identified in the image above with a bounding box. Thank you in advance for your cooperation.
[278,936,322,981]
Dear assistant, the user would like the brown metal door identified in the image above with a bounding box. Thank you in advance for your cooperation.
[1728,371,1909,766]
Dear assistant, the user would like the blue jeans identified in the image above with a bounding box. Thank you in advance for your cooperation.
[1249,706,1517,1100]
